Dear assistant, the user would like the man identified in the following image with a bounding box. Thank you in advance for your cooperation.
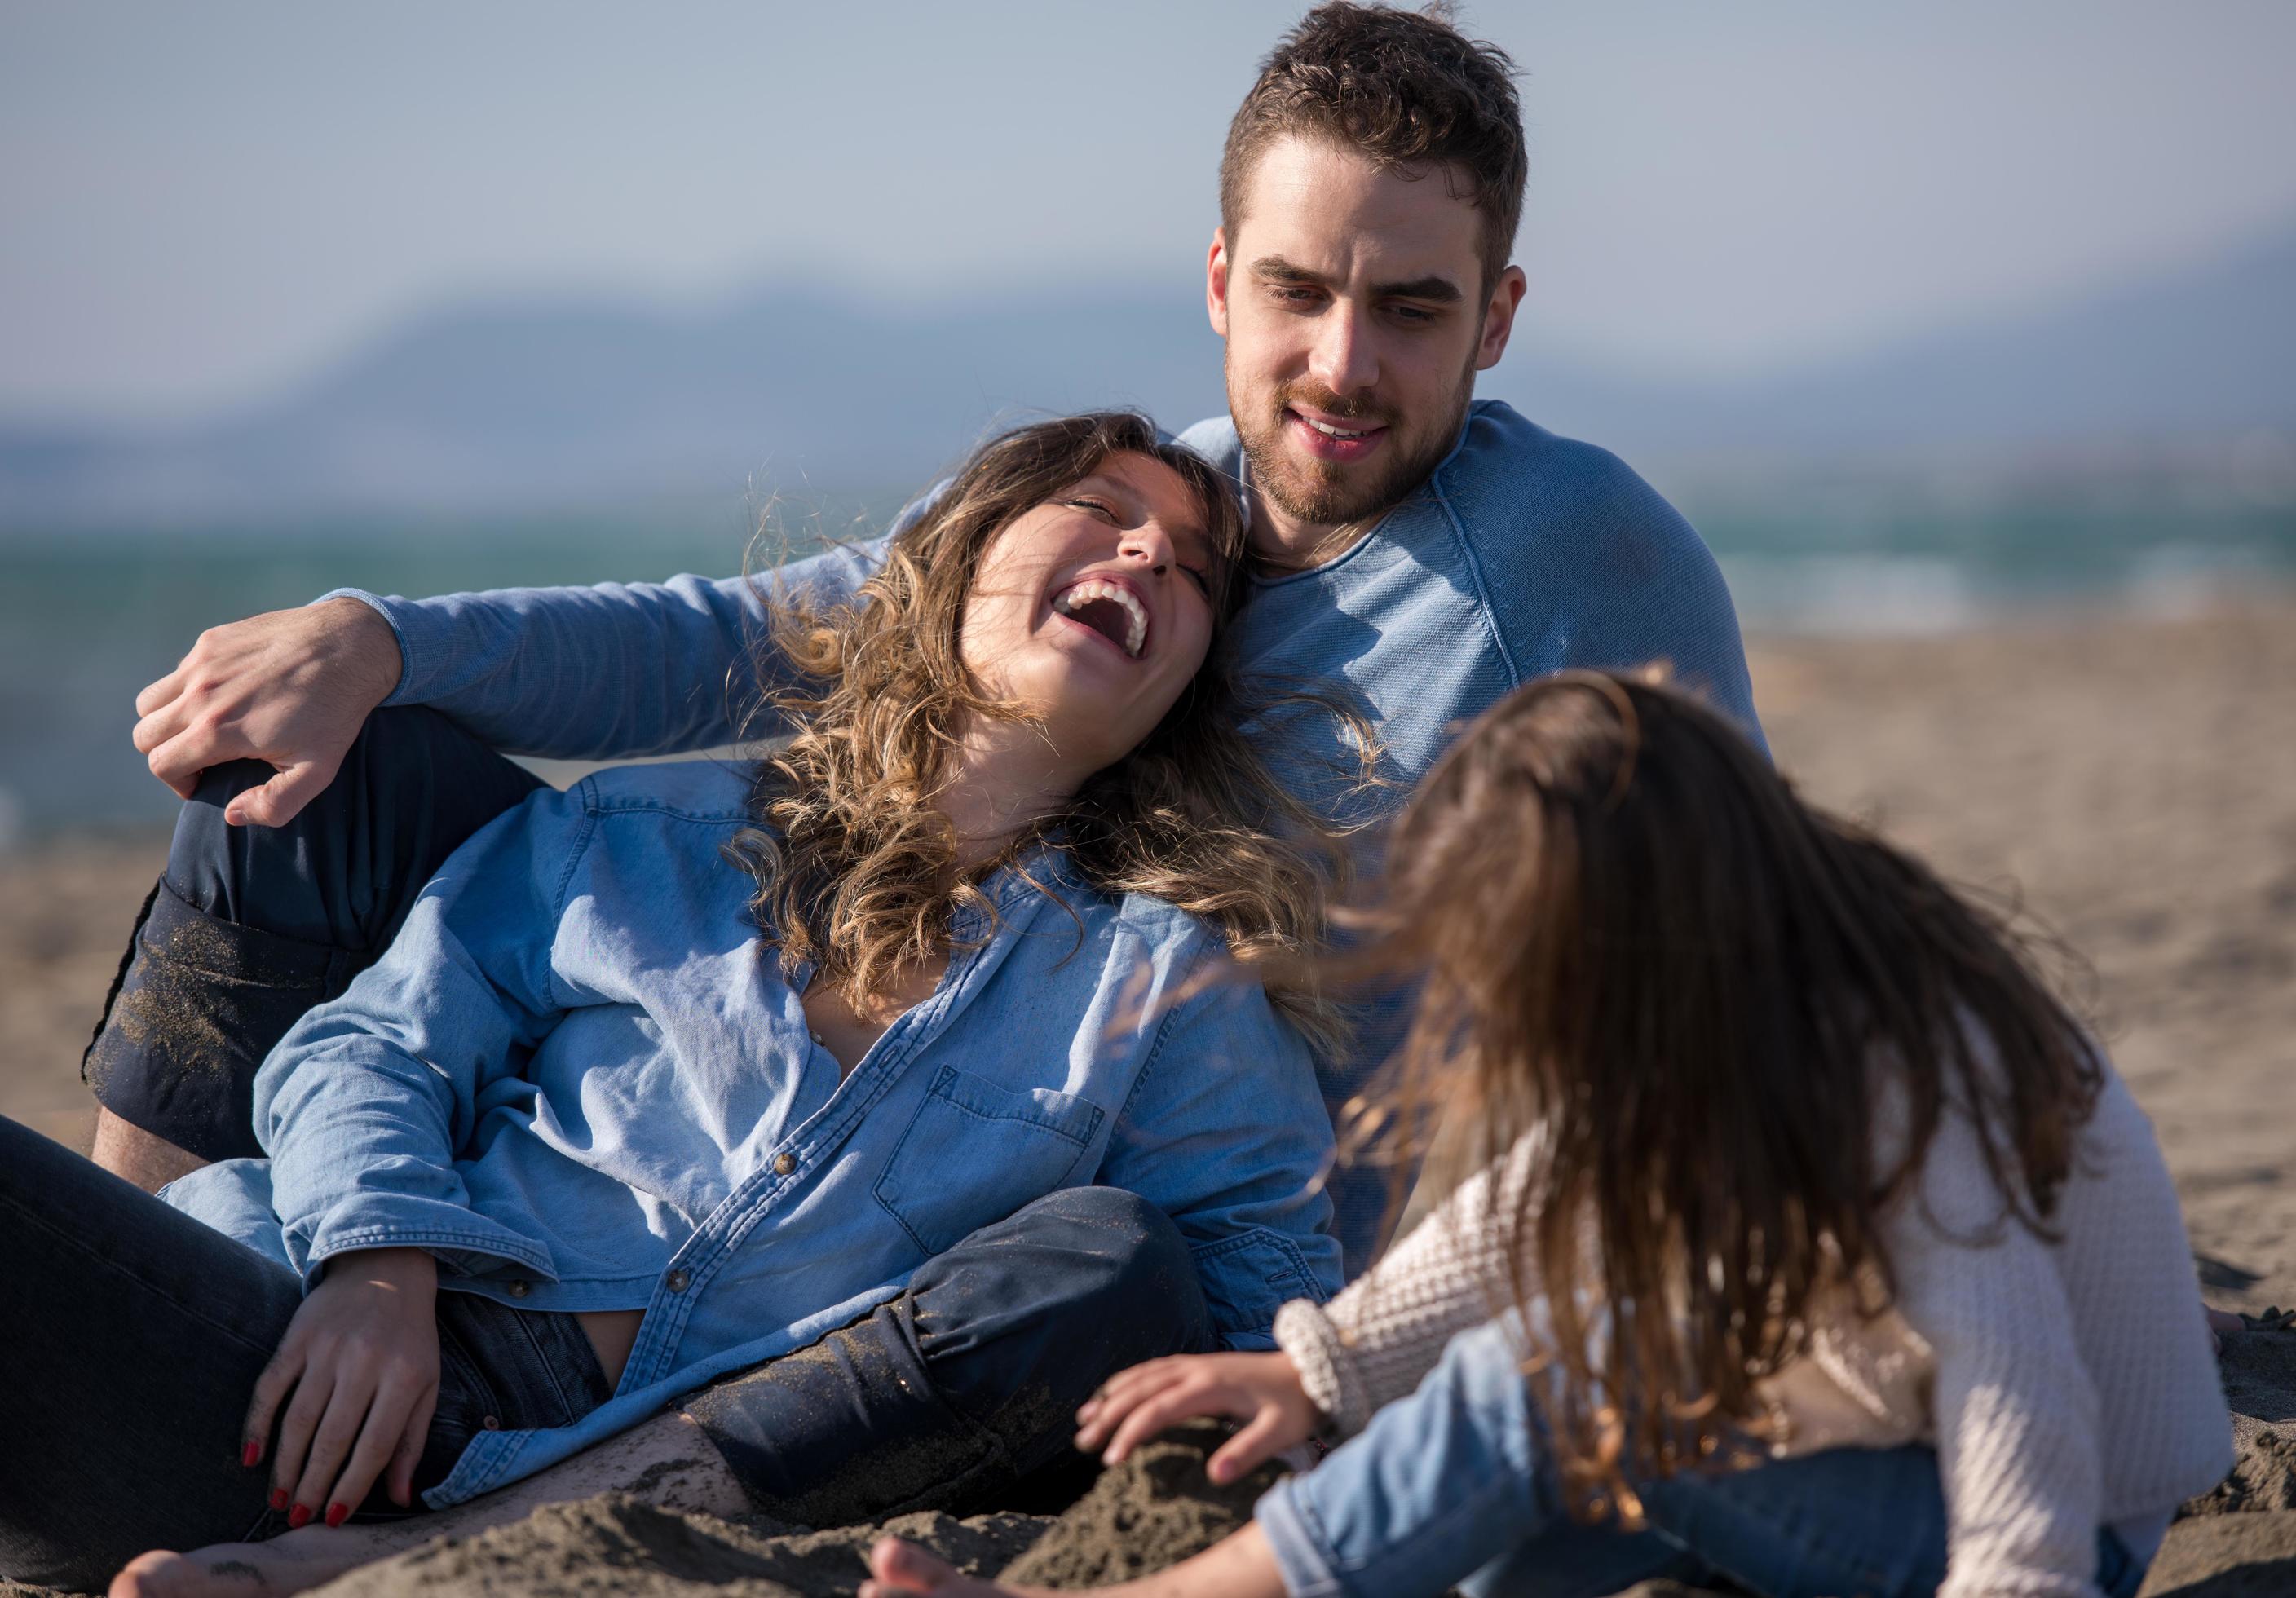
[103,5,1761,1589]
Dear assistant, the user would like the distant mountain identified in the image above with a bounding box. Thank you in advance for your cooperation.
[1515,220,2296,465]
[3,220,2291,530]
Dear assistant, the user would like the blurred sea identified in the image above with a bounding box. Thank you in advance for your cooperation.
[4,485,2292,845]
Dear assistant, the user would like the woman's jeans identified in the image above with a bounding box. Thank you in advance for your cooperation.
[0,1113,613,1590]
[1255,1318,2150,1598]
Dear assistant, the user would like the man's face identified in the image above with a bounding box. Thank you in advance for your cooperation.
[1209,135,1526,540]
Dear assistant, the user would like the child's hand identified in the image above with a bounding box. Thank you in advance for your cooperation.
[243,1247,441,1528]
[1075,1351,1321,1484]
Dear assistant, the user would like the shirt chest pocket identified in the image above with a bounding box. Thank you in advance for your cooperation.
[874,1065,1106,1256]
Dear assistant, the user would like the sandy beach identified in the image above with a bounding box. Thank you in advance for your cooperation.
[4,597,2292,1594]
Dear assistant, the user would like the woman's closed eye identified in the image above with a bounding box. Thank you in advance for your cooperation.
[1067,496,1212,595]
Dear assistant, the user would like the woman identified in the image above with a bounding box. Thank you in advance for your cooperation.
[0,413,1351,1588]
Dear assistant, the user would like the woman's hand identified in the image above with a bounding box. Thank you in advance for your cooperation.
[244,1247,440,1526]
[1074,1351,1322,1485]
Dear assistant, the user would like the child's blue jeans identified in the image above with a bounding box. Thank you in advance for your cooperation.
[1256,1318,2148,1598]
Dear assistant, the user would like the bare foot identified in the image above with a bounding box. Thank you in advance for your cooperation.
[860,1537,1054,1597]
[110,1531,372,1597]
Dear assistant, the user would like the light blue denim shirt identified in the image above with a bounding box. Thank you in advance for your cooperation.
[163,758,1339,1508]
[325,400,1764,1269]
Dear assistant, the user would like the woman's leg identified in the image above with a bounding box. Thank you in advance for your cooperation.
[83,705,544,1182]
[0,1116,619,1591]
[0,1116,303,1588]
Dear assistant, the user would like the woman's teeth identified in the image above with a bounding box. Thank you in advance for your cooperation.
[1053,580,1148,658]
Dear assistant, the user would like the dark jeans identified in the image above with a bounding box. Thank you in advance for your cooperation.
[0,1113,613,1590]
[84,705,545,1162]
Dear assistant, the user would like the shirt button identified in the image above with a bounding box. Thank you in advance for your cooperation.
[481,1415,501,1431]
[773,1153,797,1177]
[665,1268,691,1294]
[506,1279,529,1299]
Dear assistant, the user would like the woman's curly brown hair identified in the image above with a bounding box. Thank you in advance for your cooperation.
[725,412,1364,1046]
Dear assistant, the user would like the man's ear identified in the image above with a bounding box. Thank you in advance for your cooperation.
[1206,229,1233,340]
[1475,263,1529,373]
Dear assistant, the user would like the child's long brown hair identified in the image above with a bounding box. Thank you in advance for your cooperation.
[1352,670,2103,1518]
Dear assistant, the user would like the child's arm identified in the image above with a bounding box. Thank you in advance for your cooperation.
[1075,1130,1549,1485]
[1274,1128,1546,1435]
[1887,1103,2108,1598]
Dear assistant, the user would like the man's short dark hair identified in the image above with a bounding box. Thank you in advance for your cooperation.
[1220,2,1527,292]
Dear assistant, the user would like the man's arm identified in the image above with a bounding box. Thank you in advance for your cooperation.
[112,1411,750,1598]
[134,541,885,828]
[1445,413,1766,752]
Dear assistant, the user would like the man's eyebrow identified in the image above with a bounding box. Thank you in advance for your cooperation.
[1247,257,1462,303]
[1249,255,1327,285]
[1373,274,1463,304]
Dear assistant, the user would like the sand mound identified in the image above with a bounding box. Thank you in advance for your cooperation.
[2184,1320,2296,1518]
[996,1422,1282,1587]
[312,1499,1049,1598]
[2137,1512,2296,1597]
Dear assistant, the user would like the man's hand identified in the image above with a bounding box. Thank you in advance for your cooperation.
[245,1247,440,1528]
[1074,1351,1321,1485]
[132,597,402,826]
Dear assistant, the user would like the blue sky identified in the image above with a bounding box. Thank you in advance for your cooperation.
[5,0,2294,420]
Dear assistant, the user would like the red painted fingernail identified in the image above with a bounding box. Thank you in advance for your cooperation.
[243,1439,262,1468]
[325,1502,350,1529]
[269,1488,289,1512]
[287,1503,313,1530]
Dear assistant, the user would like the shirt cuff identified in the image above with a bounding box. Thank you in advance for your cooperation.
[1256,1475,1351,1598]
[299,1199,554,1294]
[315,588,418,706]
[1275,1298,1371,1437]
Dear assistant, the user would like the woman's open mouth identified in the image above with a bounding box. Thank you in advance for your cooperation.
[1050,576,1150,660]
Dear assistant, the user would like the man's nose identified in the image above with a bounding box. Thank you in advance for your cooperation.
[1307,301,1378,397]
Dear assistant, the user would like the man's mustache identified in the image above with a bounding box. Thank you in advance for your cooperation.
[1276,386,1395,427]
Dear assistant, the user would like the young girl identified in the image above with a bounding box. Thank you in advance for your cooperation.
[2,413,1356,1591]
[865,671,2232,1598]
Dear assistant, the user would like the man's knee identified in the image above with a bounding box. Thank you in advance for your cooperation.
[1004,1185,1205,1335]
[911,1186,1212,1383]
[166,704,540,946]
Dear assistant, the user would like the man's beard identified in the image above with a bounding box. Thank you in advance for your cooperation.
[1231,358,1477,532]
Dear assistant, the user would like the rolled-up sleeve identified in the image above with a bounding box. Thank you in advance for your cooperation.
[256,784,594,1287]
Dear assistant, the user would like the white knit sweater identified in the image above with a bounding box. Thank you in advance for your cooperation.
[1274,1064,2232,1598]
